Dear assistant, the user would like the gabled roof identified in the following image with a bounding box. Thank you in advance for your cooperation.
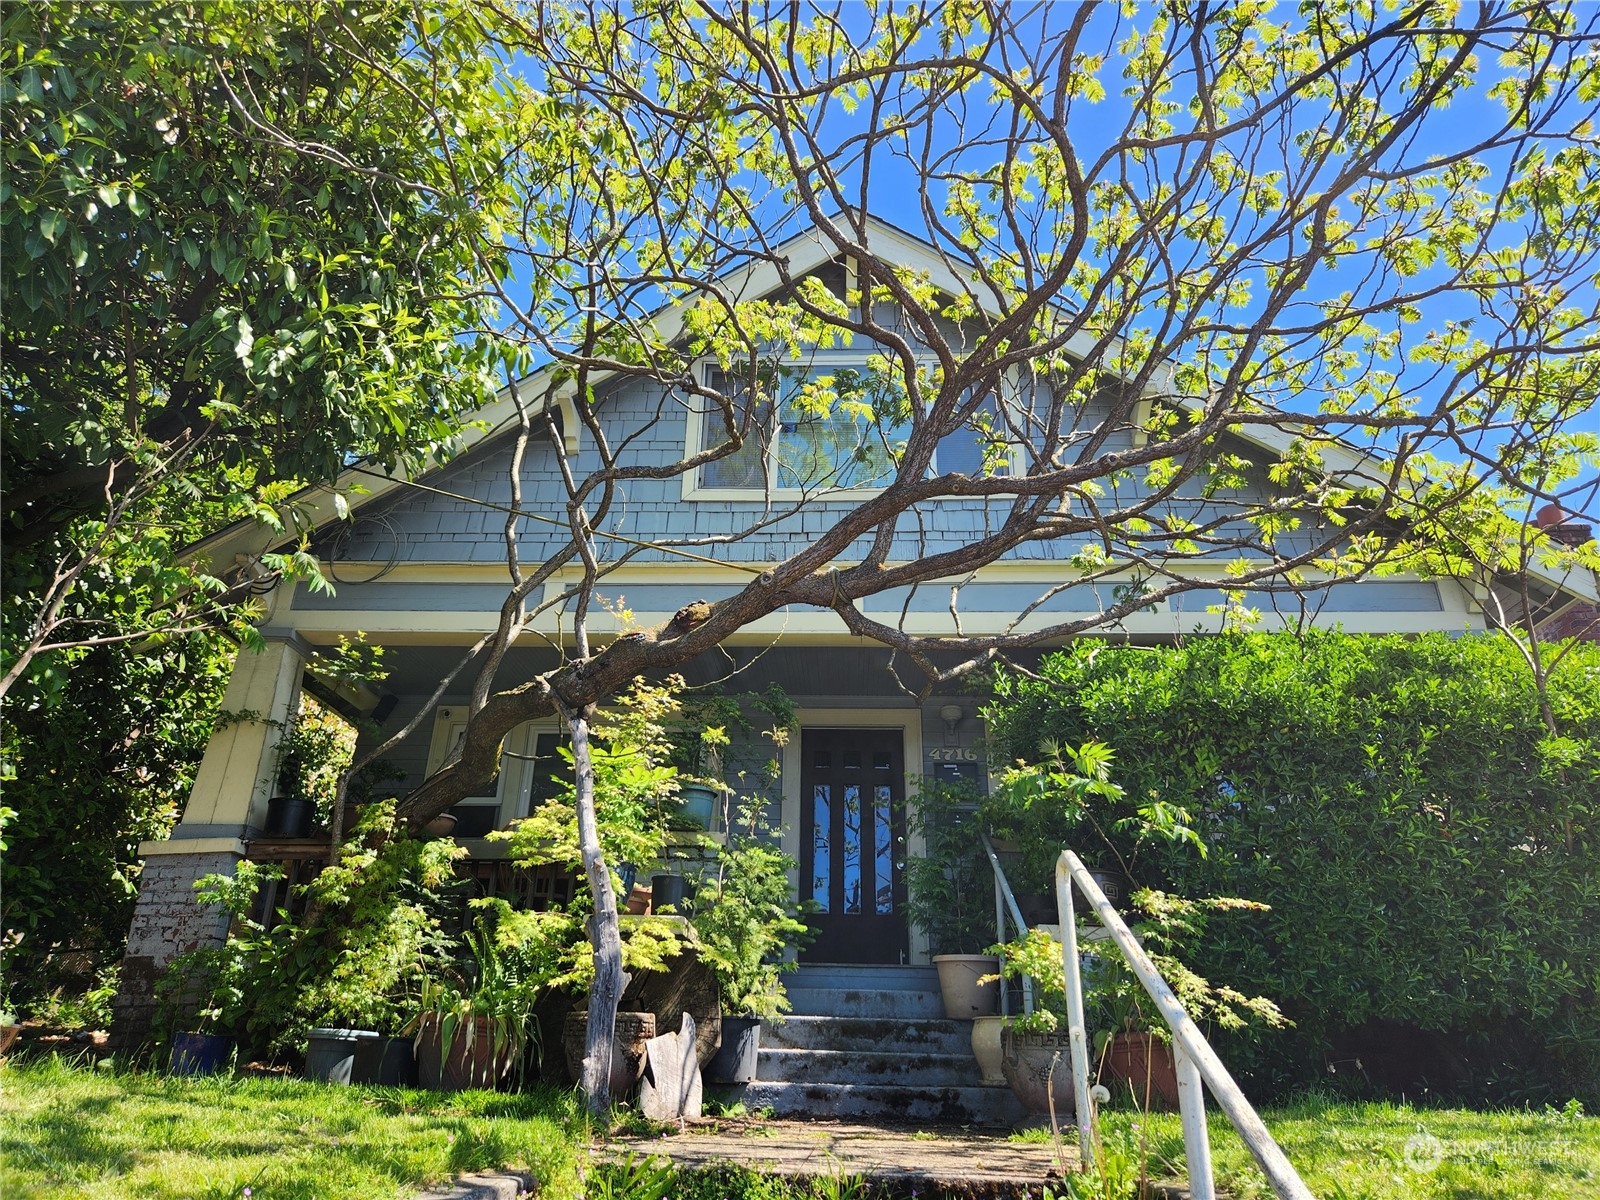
[187,214,1599,606]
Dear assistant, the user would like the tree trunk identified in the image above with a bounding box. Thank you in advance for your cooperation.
[570,703,626,1116]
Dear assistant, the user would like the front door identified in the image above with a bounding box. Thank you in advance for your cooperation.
[799,728,908,963]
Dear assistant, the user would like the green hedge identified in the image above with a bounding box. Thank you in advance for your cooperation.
[984,632,1600,1105]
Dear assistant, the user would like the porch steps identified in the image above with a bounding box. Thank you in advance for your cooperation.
[722,965,1027,1127]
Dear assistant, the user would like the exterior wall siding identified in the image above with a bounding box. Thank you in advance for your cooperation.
[319,376,1304,571]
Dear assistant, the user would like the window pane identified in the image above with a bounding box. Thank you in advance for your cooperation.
[777,366,911,490]
[842,783,862,914]
[874,784,895,914]
[811,784,831,912]
[701,367,771,488]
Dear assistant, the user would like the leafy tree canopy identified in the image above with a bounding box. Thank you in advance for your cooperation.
[0,0,516,697]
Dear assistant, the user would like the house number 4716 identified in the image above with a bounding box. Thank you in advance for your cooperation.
[927,748,979,761]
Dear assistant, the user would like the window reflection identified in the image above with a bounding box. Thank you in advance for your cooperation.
[843,783,862,914]
[874,784,894,914]
[812,783,831,912]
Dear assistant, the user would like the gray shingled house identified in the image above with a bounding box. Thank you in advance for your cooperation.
[116,215,1598,1119]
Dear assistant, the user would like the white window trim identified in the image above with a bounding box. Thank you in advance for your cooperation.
[680,355,1022,502]
[425,710,563,828]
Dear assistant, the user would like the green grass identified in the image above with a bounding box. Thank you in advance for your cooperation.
[1015,1092,1600,1199]
[1,1054,587,1200]
[5,1058,1598,1199]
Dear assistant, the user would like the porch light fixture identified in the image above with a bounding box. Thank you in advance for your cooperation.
[939,703,964,741]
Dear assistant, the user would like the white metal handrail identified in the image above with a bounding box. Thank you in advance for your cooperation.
[979,831,1033,1016]
[1056,850,1313,1200]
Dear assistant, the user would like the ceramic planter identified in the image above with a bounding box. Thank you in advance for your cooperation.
[678,783,718,829]
[932,954,999,1019]
[562,1010,656,1097]
[1101,1030,1179,1109]
[305,1027,382,1085]
[704,1014,761,1084]
[169,1031,234,1077]
[1000,1026,1075,1116]
[969,1014,1006,1085]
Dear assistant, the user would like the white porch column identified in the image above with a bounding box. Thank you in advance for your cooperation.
[111,606,311,1047]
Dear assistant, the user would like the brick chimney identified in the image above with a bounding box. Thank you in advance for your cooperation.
[1533,505,1598,642]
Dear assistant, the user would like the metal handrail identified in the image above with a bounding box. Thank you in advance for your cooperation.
[1056,850,1313,1200]
[978,832,1033,1016]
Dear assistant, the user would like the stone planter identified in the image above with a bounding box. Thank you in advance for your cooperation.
[1000,1026,1074,1116]
[562,1010,655,1097]
[932,954,999,1019]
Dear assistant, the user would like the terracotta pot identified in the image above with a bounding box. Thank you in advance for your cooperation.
[932,954,999,1019]
[0,1023,21,1060]
[1101,1030,1179,1109]
[562,1010,655,1097]
[424,812,458,838]
[1000,1026,1075,1116]
[414,1014,517,1091]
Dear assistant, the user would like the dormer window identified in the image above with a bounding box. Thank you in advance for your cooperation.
[688,356,1015,498]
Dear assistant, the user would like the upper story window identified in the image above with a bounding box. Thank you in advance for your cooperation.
[689,356,1015,498]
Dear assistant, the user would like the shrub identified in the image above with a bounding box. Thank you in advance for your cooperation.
[983,632,1600,1104]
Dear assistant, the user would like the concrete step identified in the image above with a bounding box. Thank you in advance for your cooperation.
[783,985,945,1019]
[764,1015,973,1055]
[735,1080,1030,1127]
[758,1047,979,1088]
[788,964,941,991]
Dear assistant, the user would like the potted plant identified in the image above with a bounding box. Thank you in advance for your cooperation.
[988,890,1291,1115]
[667,684,795,831]
[406,919,541,1092]
[692,791,812,1084]
[905,778,999,1020]
[1087,890,1291,1110]
[263,696,358,838]
[982,741,1201,910]
[0,1006,19,1060]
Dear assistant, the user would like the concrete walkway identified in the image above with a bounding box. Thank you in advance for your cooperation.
[605,1117,1087,1197]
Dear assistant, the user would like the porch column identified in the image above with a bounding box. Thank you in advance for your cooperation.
[110,627,310,1047]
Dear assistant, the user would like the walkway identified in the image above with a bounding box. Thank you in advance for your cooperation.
[607,1115,1191,1198]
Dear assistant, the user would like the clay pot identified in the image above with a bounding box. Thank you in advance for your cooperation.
[562,1010,655,1097]
[414,1014,517,1091]
[1101,1030,1180,1109]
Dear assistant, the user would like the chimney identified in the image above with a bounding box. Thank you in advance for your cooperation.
[1535,503,1594,549]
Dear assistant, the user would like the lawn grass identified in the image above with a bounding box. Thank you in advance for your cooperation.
[5,1056,1598,1199]
[0,1054,588,1200]
[1018,1092,1600,1199]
